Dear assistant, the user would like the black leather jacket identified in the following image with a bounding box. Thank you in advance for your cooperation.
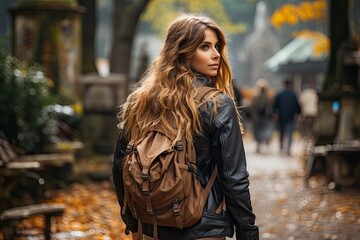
[112,76,259,240]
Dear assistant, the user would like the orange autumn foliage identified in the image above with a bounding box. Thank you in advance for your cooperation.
[271,0,327,29]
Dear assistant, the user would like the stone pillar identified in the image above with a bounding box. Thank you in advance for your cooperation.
[10,0,85,103]
[79,73,127,154]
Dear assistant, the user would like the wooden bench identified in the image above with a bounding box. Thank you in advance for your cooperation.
[15,152,75,168]
[0,138,76,214]
[325,142,360,189]
[0,203,65,240]
[1,138,79,169]
[305,140,360,189]
[1,152,75,205]
[1,142,73,180]
[304,144,328,185]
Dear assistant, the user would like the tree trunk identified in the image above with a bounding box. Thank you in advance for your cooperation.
[78,0,97,74]
[109,0,149,84]
[323,0,350,92]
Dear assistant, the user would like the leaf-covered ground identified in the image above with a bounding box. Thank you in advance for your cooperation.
[11,181,128,240]
[1,137,360,239]
[8,174,360,240]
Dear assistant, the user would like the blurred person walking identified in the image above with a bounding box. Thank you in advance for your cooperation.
[299,85,318,137]
[250,78,273,153]
[273,78,301,156]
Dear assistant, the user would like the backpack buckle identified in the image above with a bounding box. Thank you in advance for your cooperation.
[142,189,150,195]
[173,199,180,216]
[142,169,149,180]
[173,208,180,216]
[126,143,134,153]
[142,173,149,180]
[174,141,184,151]
[188,163,206,186]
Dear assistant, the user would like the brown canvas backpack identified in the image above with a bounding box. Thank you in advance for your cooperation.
[122,87,219,240]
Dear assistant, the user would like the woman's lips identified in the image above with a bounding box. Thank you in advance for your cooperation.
[209,64,219,68]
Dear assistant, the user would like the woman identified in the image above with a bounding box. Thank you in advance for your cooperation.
[113,14,259,240]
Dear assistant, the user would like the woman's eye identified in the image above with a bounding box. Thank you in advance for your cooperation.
[215,44,221,51]
[200,44,209,50]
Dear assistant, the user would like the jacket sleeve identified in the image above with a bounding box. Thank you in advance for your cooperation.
[112,130,138,233]
[212,96,259,240]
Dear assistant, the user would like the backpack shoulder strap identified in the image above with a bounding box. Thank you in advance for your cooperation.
[195,86,217,102]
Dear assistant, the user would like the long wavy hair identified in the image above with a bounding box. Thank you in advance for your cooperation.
[119,14,238,145]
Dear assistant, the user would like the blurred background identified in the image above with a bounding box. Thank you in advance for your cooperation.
[0,0,359,239]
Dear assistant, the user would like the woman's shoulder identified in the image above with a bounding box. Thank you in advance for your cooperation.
[200,89,237,121]
[206,90,234,107]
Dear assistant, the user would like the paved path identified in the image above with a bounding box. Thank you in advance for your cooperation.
[245,135,304,176]
[227,136,360,240]
[227,136,304,239]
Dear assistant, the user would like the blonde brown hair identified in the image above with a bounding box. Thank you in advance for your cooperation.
[119,14,239,144]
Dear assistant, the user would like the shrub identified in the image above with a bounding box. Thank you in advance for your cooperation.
[0,48,58,154]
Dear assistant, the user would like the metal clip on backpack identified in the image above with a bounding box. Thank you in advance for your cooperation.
[122,87,218,240]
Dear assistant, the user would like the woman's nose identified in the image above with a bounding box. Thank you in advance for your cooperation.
[211,49,220,59]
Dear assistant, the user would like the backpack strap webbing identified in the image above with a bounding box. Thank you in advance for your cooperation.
[215,198,226,214]
[195,86,217,102]
[203,164,218,200]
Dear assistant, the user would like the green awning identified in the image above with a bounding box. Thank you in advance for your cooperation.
[264,37,328,74]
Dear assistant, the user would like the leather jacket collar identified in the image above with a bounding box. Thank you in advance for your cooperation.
[194,74,215,88]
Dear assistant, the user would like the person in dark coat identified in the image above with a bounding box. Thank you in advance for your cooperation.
[250,78,273,153]
[273,78,301,155]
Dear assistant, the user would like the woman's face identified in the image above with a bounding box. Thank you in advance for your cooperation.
[190,29,220,77]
